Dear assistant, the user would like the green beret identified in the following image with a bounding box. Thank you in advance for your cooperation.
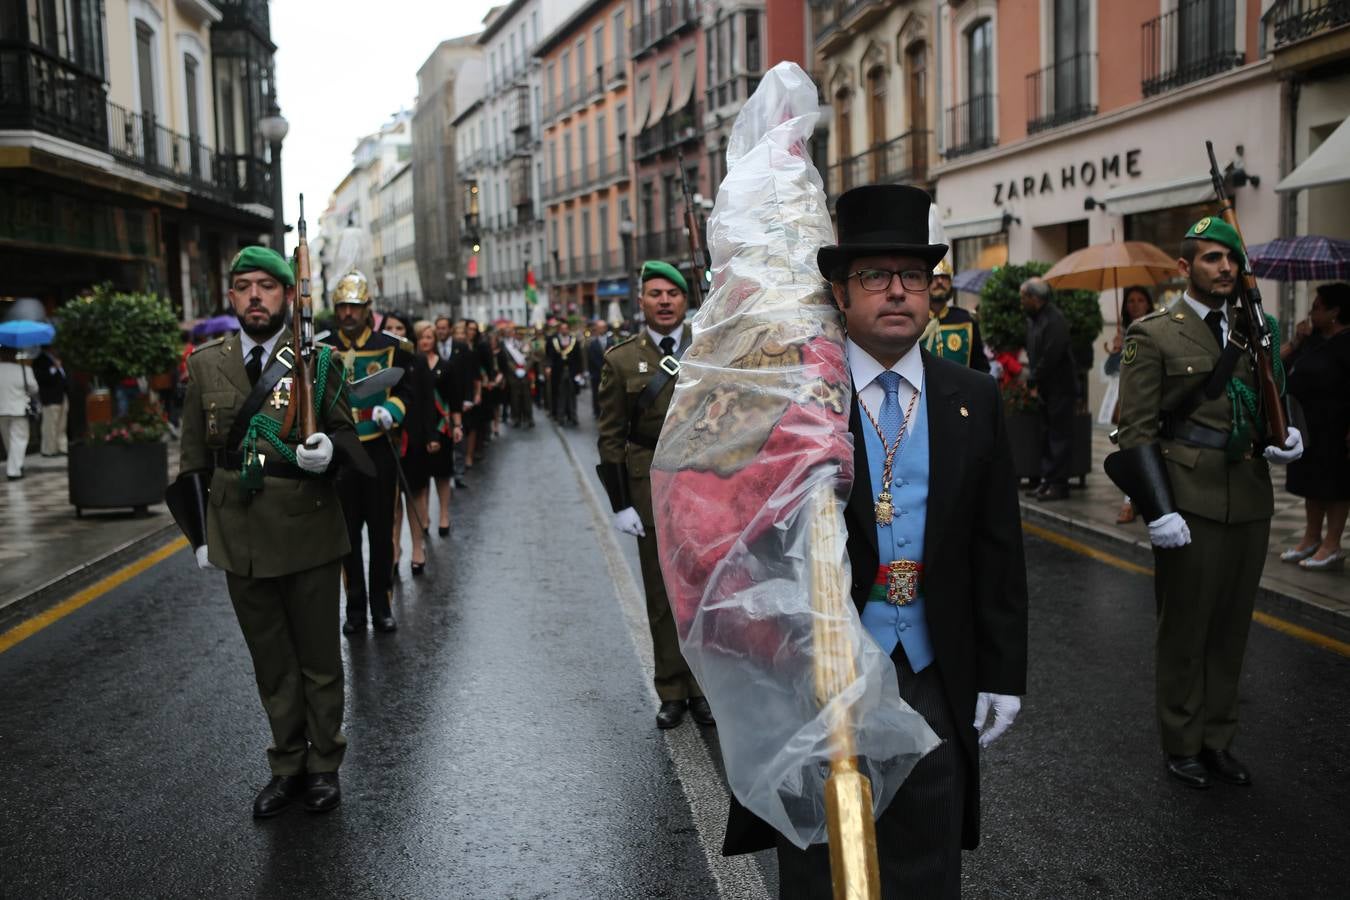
[640,260,688,294]
[1184,217,1245,264]
[229,246,295,287]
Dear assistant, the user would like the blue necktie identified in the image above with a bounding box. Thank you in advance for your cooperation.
[876,371,903,446]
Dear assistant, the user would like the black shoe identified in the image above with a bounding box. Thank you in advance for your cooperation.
[342,619,366,636]
[1165,754,1211,789]
[1022,479,1042,495]
[688,697,716,727]
[302,772,341,813]
[410,561,425,577]
[438,526,450,537]
[252,774,305,818]
[454,477,469,489]
[1034,483,1070,501]
[373,615,398,632]
[656,699,687,729]
[1200,748,1251,786]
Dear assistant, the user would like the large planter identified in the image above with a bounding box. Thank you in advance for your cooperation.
[68,440,168,516]
[1006,411,1093,483]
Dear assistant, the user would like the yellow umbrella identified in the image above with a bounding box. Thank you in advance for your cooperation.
[1044,240,1178,291]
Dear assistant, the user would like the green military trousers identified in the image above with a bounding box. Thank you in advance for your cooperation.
[1153,514,1270,756]
[636,531,702,702]
[226,561,347,775]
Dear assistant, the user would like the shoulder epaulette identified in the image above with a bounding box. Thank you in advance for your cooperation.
[190,336,226,354]
[605,334,637,357]
[1138,308,1168,323]
[396,337,415,354]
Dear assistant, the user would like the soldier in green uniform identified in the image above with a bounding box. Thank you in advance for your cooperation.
[596,261,713,730]
[1114,217,1303,790]
[319,270,416,635]
[175,246,359,817]
[921,258,989,372]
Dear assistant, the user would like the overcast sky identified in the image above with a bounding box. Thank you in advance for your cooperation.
[271,1,497,251]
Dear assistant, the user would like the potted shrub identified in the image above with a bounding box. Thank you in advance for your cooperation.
[978,262,1103,482]
[53,284,182,515]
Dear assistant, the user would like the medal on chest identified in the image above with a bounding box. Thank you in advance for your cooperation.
[858,387,921,527]
[270,376,292,411]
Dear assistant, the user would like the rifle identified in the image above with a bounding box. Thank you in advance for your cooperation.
[1204,141,1287,445]
[283,193,319,441]
[675,150,706,307]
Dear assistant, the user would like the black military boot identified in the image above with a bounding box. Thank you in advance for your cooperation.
[303,772,341,813]
[252,774,305,818]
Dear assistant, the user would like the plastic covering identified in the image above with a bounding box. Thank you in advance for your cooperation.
[650,62,939,850]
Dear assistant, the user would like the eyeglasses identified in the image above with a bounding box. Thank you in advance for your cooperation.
[848,268,931,293]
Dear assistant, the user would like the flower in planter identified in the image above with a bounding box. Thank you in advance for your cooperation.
[88,401,170,445]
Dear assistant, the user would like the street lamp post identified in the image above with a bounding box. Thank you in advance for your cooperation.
[257,100,290,252]
[618,217,636,323]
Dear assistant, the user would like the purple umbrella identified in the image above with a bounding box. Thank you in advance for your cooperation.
[952,267,993,295]
[1247,235,1350,282]
[192,314,240,341]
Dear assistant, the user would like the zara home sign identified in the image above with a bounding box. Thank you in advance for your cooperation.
[993,149,1142,206]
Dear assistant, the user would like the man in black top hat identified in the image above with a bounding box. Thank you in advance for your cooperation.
[722,184,1028,899]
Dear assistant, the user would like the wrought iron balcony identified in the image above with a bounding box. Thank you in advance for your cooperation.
[1142,0,1243,97]
[706,74,763,112]
[1272,0,1350,46]
[1026,53,1097,134]
[944,94,996,158]
[0,45,108,151]
[824,131,933,204]
[630,0,699,58]
[215,0,273,43]
[634,100,704,160]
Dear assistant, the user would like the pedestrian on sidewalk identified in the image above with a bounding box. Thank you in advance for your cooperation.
[1021,277,1077,500]
[596,260,712,731]
[31,345,69,456]
[176,246,363,817]
[1114,216,1304,790]
[0,347,39,480]
[1101,287,1158,523]
[1280,281,1350,571]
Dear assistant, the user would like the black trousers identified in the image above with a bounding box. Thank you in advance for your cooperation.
[775,651,967,900]
[551,372,577,423]
[336,435,398,621]
[1039,388,1075,484]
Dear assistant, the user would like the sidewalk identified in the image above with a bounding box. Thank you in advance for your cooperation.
[0,449,179,622]
[1022,426,1349,627]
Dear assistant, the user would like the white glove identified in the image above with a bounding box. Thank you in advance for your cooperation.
[612,507,646,537]
[195,545,215,570]
[371,406,395,431]
[295,432,333,473]
[974,692,1022,748]
[1263,427,1303,465]
[1147,512,1192,548]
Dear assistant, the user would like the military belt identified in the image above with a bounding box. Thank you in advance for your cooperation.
[212,449,309,479]
[1160,418,1229,450]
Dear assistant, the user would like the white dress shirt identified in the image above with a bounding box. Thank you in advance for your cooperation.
[646,323,685,351]
[847,338,925,429]
[239,327,284,366]
[1182,292,1228,346]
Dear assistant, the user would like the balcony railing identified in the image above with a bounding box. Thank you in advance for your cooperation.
[216,0,272,39]
[635,100,704,160]
[706,74,763,112]
[823,131,933,203]
[1272,0,1350,47]
[1142,0,1243,97]
[630,1,700,58]
[944,93,996,158]
[0,45,108,150]
[605,57,628,86]
[1026,53,1097,134]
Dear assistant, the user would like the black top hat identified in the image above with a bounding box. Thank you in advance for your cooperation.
[817,184,949,280]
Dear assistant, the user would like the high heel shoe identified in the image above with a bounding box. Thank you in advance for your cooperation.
[411,561,426,576]
[1281,546,1318,563]
[438,526,450,537]
[1298,551,1344,571]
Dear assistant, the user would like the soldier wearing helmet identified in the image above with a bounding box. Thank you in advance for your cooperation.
[921,257,989,373]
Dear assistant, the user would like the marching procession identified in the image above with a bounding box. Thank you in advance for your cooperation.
[2,2,1349,898]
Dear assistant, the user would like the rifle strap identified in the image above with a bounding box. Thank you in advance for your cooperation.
[227,346,295,451]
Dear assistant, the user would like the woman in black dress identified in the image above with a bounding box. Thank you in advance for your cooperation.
[1280,282,1350,571]
[384,312,432,575]
[416,321,463,535]
[463,319,495,467]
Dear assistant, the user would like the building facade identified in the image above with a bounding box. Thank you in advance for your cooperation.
[537,0,633,320]
[700,2,768,211]
[413,36,483,317]
[377,160,421,313]
[0,0,281,318]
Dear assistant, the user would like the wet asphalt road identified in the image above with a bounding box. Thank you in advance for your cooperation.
[1,401,1346,899]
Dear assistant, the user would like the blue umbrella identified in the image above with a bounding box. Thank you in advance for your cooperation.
[952,268,993,295]
[0,320,55,348]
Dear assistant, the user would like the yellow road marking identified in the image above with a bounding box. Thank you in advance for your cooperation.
[0,537,187,654]
[1021,520,1350,657]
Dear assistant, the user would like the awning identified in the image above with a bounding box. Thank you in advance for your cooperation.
[632,72,653,133]
[648,61,674,128]
[670,51,697,114]
[1101,173,1212,216]
[944,213,1005,240]
[1277,116,1350,193]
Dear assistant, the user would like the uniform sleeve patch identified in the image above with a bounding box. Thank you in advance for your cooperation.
[1122,339,1138,365]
